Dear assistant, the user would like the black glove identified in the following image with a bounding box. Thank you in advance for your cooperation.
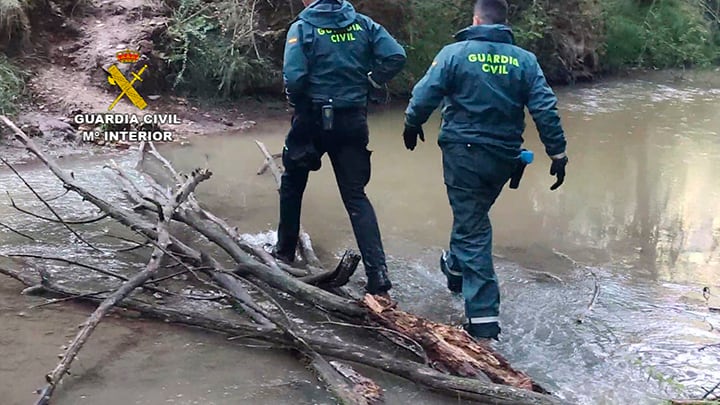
[368,72,389,105]
[550,155,568,191]
[403,125,425,151]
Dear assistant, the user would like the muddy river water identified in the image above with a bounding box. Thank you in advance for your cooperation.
[2,71,720,404]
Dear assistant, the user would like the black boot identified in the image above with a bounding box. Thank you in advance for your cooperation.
[365,271,392,295]
[463,322,500,341]
[271,245,295,265]
[440,250,463,294]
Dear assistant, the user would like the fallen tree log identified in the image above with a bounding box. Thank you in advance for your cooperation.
[363,295,545,393]
[308,353,382,405]
[0,257,563,405]
[0,115,564,404]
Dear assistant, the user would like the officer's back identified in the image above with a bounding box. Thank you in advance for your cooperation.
[284,0,406,109]
[407,22,565,159]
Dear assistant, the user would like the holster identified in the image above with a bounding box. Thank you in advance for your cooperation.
[509,149,533,189]
[509,161,527,189]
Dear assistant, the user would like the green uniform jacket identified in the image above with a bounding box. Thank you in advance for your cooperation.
[405,24,567,158]
[283,0,406,108]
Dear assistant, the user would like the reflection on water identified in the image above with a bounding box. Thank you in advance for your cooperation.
[1,71,720,404]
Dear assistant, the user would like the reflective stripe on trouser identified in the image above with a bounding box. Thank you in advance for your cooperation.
[441,143,514,339]
[445,184,502,338]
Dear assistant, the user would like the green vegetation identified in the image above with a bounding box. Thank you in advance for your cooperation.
[0,54,26,115]
[0,0,31,55]
[162,0,277,98]
[603,0,720,69]
[400,0,720,86]
[391,0,467,93]
[154,0,720,97]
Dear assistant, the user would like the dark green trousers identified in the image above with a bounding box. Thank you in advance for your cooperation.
[441,142,515,339]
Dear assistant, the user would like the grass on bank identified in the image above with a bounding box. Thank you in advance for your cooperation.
[0,54,26,115]
[162,0,276,99]
[0,0,30,49]
[603,0,720,69]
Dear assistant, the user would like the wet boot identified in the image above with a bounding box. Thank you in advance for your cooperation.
[271,245,295,265]
[365,270,392,295]
[463,322,500,341]
[440,250,463,294]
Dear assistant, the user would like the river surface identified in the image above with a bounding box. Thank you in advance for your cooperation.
[1,71,720,404]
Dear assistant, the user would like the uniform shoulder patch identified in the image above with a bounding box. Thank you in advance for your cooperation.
[288,37,298,44]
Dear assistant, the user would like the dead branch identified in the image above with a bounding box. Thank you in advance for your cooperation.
[703,381,720,400]
[34,166,210,405]
[298,231,323,268]
[145,141,183,183]
[256,152,282,175]
[523,268,565,284]
[309,354,384,405]
[116,242,150,253]
[5,253,211,301]
[299,249,361,288]
[320,319,428,363]
[36,227,171,404]
[44,188,70,202]
[329,361,384,404]
[363,295,541,392]
[7,253,129,281]
[0,156,102,252]
[699,343,720,352]
[29,290,114,309]
[7,192,109,224]
[576,268,600,324]
[254,140,283,189]
[2,258,563,405]
[0,219,36,241]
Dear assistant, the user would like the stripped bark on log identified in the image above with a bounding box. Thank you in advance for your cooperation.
[363,295,545,393]
[309,355,384,405]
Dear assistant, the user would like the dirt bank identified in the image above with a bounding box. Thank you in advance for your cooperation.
[0,0,294,164]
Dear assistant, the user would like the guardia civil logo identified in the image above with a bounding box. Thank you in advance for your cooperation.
[74,46,181,144]
[106,49,148,111]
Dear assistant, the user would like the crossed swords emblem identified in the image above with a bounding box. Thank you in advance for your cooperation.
[106,64,148,111]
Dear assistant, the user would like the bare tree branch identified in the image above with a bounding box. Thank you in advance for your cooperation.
[7,192,109,224]
[576,267,600,324]
[0,156,103,252]
[34,162,211,405]
[0,220,36,241]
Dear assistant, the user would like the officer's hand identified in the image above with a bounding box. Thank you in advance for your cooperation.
[403,125,425,151]
[284,88,295,108]
[549,155,568,191]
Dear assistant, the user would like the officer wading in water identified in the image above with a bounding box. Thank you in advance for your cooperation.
[274,0,406,296]
[403,0,569,340]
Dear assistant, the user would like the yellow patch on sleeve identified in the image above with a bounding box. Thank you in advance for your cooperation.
[288,37,298,44]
